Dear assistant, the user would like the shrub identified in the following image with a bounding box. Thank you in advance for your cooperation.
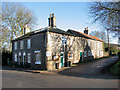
[118,52,120,60]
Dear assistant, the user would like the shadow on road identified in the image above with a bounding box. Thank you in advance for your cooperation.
[58,66,120,80]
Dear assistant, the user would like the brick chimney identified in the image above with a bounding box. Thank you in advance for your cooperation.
[24,24,30,34]
[84,27,89,34]
[48,13,56,27]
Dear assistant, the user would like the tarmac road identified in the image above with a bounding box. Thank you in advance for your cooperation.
[2,69,119,88]
[2,56,120,88]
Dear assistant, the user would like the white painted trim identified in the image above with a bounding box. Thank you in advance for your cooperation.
[34,50,41,53]
[23,52,26,66]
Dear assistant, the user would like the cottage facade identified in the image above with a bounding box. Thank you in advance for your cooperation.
[12,13,104,70]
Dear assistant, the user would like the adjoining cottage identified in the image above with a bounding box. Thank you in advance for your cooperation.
[12,13,104,71]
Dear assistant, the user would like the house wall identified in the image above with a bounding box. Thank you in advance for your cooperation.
[12,32,47,70]
[12,31,104,71]
[30,32,47,70]
[12,38,31,66]
[46,31,104,71]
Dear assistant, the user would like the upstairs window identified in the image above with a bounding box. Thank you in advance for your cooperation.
[70,38,73,45]
[88,39,90,46]
[28,53,31,63]
[62,36,67,45]
[20,40,23,49]
[14,42,17,50]
[27,39,31,49]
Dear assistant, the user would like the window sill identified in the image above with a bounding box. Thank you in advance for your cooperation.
[35,62,41,64]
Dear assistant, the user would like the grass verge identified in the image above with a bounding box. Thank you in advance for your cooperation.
[109,59,120,75]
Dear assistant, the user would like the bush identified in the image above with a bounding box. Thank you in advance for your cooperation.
[110,60,120,75]
[2,50,12,66]
[118,52,120,60]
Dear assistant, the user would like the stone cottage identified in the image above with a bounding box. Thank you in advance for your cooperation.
[12,13,104,70]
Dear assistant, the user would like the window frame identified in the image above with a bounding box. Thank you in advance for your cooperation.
[68,52,73,59]
[14,53,17,62]
[14,42,17,50]
[35,50,41,64]
[20,40,24,49]
[84,51,87,57]
[88,50,91,56]
[28,53,31,63]
[27,39,31,49]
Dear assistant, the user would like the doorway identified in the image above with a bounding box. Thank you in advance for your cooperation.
[80,52,83,62]
[60,52,64,67]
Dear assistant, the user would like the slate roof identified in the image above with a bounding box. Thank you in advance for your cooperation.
[12,27,103,42]
[12,27,74,41]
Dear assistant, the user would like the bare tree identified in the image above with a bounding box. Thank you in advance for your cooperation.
[1,2,37,51]
[89,1,120,35]
[90,30,107,43]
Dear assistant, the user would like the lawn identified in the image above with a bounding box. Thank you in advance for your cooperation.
[109,59,120,75]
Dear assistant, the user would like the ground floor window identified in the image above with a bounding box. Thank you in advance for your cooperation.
[88,50,91,56]
[28,53,31,63]
[35,53,41,64]
[84,51,87,57]
[97,51,99,57]
[68,52,73,59]
[15,53,17,62]
[91,50,94,56]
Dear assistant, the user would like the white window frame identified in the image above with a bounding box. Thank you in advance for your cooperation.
[62,36,67,45]
[27,39,31,49]
[20,40,23,49]
[35,50,41,64]
[15,53,17,62]
[68,52,73,59]
[91,50,94,56]
[14,42,17,50]
[70,38,73,45]
[84,51,87,57]
[28,53,31,63]
[97,51,99,57]
[88,50,91,56]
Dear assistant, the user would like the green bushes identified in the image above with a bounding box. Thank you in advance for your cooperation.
[2,49,12,66]
[118,52,120,60]
[109,60,120,75]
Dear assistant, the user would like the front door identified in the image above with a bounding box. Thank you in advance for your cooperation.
[60,52,64,67]
[80,52,83,62]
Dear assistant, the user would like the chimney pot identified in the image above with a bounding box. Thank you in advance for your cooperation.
[24,24,30,35]
[52,13,54,17]
[84,27,89,34]
[50,14,51,17]
[48,13,56,27]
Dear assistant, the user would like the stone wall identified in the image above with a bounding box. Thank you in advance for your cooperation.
[46,31,104,70]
